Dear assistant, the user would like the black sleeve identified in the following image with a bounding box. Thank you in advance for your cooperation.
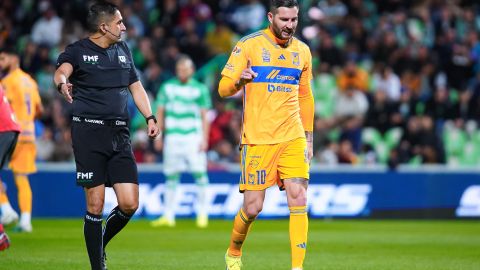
[122,42,139,85]
[56,43,78,69]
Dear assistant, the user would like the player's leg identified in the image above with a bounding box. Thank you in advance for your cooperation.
[84,185,106,270]
[226,190,265,270]
[189,141,209,228]
[229,190,265,255]
[0,131,19,226]
[8,142,36,232]
[193,171,208,228]
[278,137,310,270]
[0,223,10,251]
[0,180,18,225]
[284,178,308,270]
[72,122,109,270]
[103,126,139,247]
[152,139,181,227]
[103,183,138,249]
[13,172,32,232]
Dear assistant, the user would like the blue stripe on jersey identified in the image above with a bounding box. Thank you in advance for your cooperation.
[251,66,301,85]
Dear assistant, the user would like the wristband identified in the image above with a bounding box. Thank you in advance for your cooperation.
[146,115,157,124]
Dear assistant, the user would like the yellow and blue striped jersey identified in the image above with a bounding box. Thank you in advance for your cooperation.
[221,27,313,145]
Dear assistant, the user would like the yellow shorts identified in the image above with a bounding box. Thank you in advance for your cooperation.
[239,137,309,192]
[9,141,36,174]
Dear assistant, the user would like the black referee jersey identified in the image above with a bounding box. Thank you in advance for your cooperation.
[56,38,139,120]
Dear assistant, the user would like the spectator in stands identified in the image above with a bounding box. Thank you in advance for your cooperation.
[365,89,395,134]
[31,1,63,47]
[332,84,369,152]
[372,64,401,102]
[228,0,266,35]
[337,60,369,92]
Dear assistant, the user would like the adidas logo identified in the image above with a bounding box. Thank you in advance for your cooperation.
[278,54,286,60]
[296,242,307,249]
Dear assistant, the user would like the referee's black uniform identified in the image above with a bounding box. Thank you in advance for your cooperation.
[56,38,138,188]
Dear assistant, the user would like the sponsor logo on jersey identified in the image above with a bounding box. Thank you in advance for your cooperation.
[268,84,292,93]
[84,118,104,125]
[252,66,301,84]
[83,55,99,64]
[262,48,271,63]
[225,63,235,72]
[278,54,286,60]
[115,120,127,126]
[118,55,127,63]
[232,46,241,56]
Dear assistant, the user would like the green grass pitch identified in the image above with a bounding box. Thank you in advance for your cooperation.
[1,219,479,269]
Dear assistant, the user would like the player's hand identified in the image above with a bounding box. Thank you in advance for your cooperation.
[60,83,74,103]
[306,131,313,163]
[307,140,313,163]
[147,121,160,139]
[236,59,258,89]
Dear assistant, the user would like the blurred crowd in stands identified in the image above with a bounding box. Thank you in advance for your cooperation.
[1,0,480,168]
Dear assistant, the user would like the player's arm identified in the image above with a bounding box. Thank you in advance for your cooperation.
[219,41,256,98]
[34,98,44,119]
[218,59,257,98]
[33,82,44,119]
[129,81,159,138]
[54,62,74,103]
[200,109,209,152]
[299,47,314,162]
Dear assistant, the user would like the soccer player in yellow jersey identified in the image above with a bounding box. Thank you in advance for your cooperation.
[218,1,314,269]
[0,48,43,232]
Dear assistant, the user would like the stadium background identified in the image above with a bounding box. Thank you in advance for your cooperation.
[0,0,479,269]
[0,0,479,217]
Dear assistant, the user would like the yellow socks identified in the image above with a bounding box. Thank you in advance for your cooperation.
[15,174,32,213]
[228,208,255,257]
[289,206,308,269]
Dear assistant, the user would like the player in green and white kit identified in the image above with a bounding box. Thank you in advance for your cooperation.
[151,55,211,228]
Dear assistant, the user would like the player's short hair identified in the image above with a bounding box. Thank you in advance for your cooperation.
[270,0,299,13]
[0,45,18,56]
[86,1,119,33]
[176,54,195,69]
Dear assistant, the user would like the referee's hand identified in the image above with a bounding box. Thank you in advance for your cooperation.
[59,83,74,103]
[147,121,160,139]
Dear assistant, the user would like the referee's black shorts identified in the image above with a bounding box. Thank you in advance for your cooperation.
[0,131,19,169]
[71,119,138,188]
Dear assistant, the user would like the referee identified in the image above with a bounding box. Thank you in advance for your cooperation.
[53,1,159,269]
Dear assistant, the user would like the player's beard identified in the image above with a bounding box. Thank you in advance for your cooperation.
[0,66,10,74]
[272,24,295,40]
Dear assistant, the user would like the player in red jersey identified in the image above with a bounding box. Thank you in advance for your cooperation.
[0,84,20,251]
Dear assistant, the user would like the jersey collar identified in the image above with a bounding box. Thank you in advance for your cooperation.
[263,27,292,48]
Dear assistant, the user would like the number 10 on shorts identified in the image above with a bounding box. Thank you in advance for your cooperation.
[256,170,266,185]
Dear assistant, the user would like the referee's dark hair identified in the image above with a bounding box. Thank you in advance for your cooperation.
[86,1,119,33]
[270,0,299,13]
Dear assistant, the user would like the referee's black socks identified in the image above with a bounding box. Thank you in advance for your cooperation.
[84,212,103,270]
[103,206,133,249]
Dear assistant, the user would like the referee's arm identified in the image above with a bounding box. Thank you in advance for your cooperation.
[129,81,160,138]
[54,63,74,103]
